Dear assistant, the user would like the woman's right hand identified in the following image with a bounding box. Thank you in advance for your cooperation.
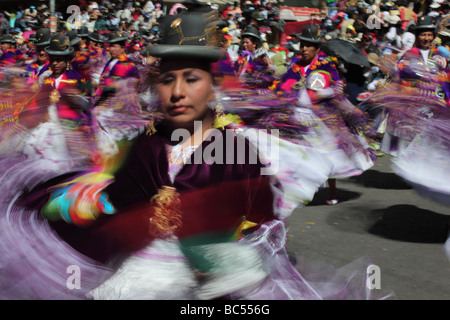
[42,173,116,226]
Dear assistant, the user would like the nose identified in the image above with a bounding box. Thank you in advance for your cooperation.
[170,78,186,102]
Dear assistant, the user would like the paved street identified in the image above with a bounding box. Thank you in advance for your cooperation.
[286,155,450,300]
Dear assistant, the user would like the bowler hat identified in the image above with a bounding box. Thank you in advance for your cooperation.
[34,28,51,46]
[28,33,37,43]
[44,35,74,55]
[65,30,81,46]
[298,24,322,44]
[77,26,90,37]
[0,34,15,44]
[241,25,262,42]
[146,12,223,62]
[415,16,436,32]
[107,30,129,44]
[89,32,105,43]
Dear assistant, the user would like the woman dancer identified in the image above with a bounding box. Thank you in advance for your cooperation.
[276,24,375,205]
[19,34,94,171]
[377,16,449,157]
[234,25,274,89]
[0,12,390,300]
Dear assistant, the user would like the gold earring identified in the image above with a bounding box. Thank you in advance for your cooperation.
[145,118,157,136]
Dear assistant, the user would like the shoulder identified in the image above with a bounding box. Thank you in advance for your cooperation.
[317,52,335,64]
[118,53,131,62]
[311,52,338,72]
[118,54,137,67]
[64,69,86,82]
[290,55,302,64]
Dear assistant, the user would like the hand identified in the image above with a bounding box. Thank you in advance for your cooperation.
[42,173,115,226]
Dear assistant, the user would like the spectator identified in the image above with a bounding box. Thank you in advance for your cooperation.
[428,2,441,18]
[24,6,37,18]
[221,3,233,19]
[143,0,155,14]
[94,13,108,33]
[229,1,242,18]
[0,34,17,67]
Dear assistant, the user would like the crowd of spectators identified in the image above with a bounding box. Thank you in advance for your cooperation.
[1,0,448,56]
[1,0,449,100]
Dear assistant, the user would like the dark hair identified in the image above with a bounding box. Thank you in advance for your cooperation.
[159,57,212,75]
[49,54,71,62]
[242,35,261,48]
[299,40,320,49]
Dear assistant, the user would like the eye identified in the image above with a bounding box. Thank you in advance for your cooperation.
[157,76,174,84]
[186,77,198,83]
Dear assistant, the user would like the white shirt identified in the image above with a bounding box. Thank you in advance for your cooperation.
[54,74,63,89]
[420,49,430,64]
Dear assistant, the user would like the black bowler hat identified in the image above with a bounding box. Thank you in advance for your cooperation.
[0,34,15,44]
[107,30,128,44]
[28,33,37,43]
[66,30,81,46]
[146,12,223,62]
[77,26,90,37]
[241,25,262,42]
[415,16,436,32]
[89,32,105,43]
[298,24,322,44]
[45,35,74,55]
[34,28,51,46]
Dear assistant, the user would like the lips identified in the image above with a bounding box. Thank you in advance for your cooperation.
[169,105,190,114]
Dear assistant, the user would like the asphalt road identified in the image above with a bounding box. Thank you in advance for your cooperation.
[286,154,450,300]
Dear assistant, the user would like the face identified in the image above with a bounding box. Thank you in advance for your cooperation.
[1,42,11,51]
[49,55,68,76]
[156,58,215,130]
[109,43,125,59]
[36,45,49,65]
[300,41,319,64]
[93,41,103,49]
[242,37,257,52]
[416,31,434,49]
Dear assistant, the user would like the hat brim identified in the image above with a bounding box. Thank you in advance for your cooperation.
[298,35,322,44]
[89,36,104,43]
[107,37,128,43]
[415,25,436,31]
[147,45,223,62]
[45,46,74,55]
[241,32,261,41]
